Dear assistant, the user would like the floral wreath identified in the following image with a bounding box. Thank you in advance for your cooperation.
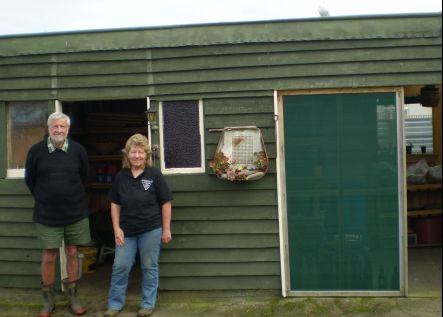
[209,150,268,181]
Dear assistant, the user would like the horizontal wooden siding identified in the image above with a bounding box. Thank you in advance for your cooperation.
[0,16,441,289]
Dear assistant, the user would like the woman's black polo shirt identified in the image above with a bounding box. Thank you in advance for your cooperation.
[108,167,172,236]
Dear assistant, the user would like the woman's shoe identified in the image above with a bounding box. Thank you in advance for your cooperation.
[103,309,120,317]
[137,308,153,317]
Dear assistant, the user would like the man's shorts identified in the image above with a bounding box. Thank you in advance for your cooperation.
[35,217,91,249]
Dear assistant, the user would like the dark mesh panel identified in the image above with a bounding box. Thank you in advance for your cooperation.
[163,100,201,168]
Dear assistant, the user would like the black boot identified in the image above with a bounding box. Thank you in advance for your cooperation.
[38,284,55,317]
[63,279,87,316]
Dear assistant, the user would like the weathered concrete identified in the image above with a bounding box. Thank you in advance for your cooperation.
[0,288,441,317]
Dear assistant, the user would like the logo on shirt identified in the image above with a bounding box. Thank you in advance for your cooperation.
[141,179,154,191]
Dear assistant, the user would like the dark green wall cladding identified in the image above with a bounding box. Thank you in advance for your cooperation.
[0,14,441,289]
[0,94,280,290]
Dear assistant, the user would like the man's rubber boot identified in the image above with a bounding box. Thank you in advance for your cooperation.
[63,280,87,316]
[38,284,55,317]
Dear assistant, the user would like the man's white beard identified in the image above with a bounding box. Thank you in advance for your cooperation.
[51,135,66,144]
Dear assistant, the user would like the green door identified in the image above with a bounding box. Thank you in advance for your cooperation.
[283,92,401,292]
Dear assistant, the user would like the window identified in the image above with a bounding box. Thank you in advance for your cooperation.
[159,100,205,174]
[6,101,48,178]
[404,103,433,154]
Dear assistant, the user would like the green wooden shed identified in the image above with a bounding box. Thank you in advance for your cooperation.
[0,13,441,296]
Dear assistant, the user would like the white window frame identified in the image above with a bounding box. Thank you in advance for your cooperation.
[159,100,205,174]
[6,101,62,179]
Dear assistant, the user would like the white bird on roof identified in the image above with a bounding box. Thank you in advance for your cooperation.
[318,5,330,17]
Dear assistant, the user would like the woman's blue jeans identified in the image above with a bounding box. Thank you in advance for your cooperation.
[107,227,162,310]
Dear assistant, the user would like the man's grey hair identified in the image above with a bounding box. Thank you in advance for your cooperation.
[47,112,71,127]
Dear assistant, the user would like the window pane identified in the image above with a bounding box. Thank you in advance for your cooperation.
[163,100,201,168]
[7,102,48,169]
[404,103,433,154]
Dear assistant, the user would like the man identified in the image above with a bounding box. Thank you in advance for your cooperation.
[25,112,90,317]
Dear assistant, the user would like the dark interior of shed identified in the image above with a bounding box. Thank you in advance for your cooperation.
[63,99,148,266]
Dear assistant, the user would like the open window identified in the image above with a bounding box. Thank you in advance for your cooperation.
[404,85,441,156]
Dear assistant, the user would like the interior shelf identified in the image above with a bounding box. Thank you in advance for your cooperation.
[406,154,438,164]
[407,209,442,217]
[408,243,442,248]
[407,183,442,192]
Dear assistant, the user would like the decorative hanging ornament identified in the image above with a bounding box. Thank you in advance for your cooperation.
[209,126,269,181]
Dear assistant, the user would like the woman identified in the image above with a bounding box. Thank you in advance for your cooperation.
[104,134,172,317]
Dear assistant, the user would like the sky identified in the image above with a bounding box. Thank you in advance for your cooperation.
[0,0,441,36]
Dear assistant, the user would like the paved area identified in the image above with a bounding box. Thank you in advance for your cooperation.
[0,247,440,317]
[0,288,441,317]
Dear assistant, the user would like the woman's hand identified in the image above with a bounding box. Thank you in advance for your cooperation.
[162,229,172,244]
[114,227,125,246]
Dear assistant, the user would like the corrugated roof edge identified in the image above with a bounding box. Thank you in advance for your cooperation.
[0,13,441,57]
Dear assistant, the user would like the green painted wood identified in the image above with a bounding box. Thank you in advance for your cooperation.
[0,90,54,101]
[0,261,40,274]
[0,223,37,237]
[57,60,149,76]
[0,77,52,90]
[55,73,149,89]
[204,97,273,115]
[1,15,439,56]
[148,47,441,73]
[171,190,277,207]
[55,50,148,63]
[2,36,439,69]
[2,58,440,93]
[0,14,440,292]
[160,262,280,277]
[1,37,440,70]
[0,275,41,289]
[0,237,39,249]
[0,101,5,178]
[171,206,277,221]
[47,99,57,113]
[0,63,52,78]
[2,47,440,86]
[205,127,275,144]
[0,195,34,208]
[159,276,281,290]
[166,174,276,191]
[171,220,278,235]
[1,67,440,102]
[205,113,274,129]
[0,208,33,222]
[163,234,279,249]
[144,73,443,96]
[0,179,30,194]
[150,37,442,59]
[0,54,53,65]
[160,248,280,263]
[0,249,41,262]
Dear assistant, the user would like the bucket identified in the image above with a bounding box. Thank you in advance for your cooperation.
[78,247,97,273]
